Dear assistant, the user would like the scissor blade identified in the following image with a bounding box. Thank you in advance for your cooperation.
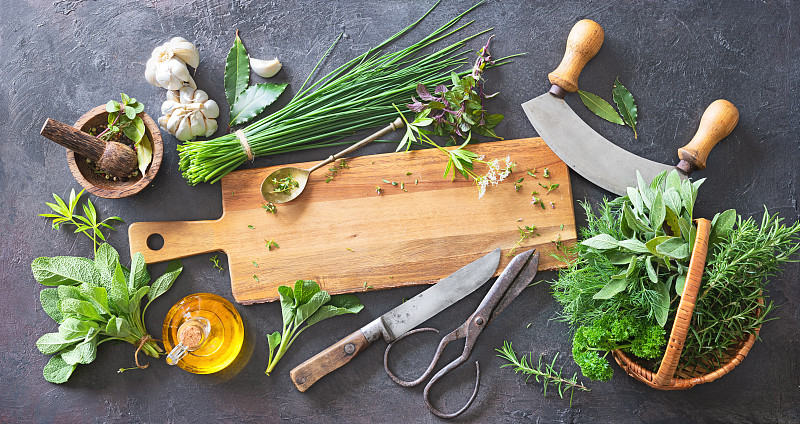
[379,249,501,342]
[522,93,685,195]
[491,251,539,321]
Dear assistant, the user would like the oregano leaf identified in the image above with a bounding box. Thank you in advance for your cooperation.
[229,83,288,126]
[612,77,638,138]
[578,90,623,125]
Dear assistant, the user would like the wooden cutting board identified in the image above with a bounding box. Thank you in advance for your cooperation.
[128,138,577,304]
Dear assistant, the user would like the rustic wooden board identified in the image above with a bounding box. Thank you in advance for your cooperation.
[128,138,577,304]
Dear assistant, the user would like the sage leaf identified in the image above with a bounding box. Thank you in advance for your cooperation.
[652,281,670,327]
[625,256,639,278]
[711,208,737,243]
[94,243,120,284]
[229,83,288,126]
[79,285,109,315]
[665,170,682,192]
[649,192,666,232]
[680,180,696,219]
[593,278,628,300]
[59,298,102,322]
[128,286,150,314]
[36,332,80,355]
[294,291,330,327]
[655,237,690,260]
[31,256,100,287]
[105,316,132,338]
[40,288,63,323]
[128,252,150,291]
[645,236,672,256]
[624,203,651,233]
[626,187,644,214]
[305,294,364,327]
[605,251,636,265]
[59,317,98,340]
[578,90,623,125]
[225,33,249,108]
[612,78,638,138]
[61,333,98,365]
[675,273,687,296]
[618,239,649,254]
[136,134,153,176]
[146,260,183,304]
[107,263,129,314]
[581,234,618,250]
[267,331,281,359]
[645,256,658,284]
[43,354,77,384]
[664,207,682,238]
[662,188,682,217]
[293,280,321,305]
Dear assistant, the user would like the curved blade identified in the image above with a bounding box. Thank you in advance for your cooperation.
[379,248,501,341]
[522,93,686,195]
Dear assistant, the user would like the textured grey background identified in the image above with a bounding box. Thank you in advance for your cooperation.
[1,0,798,422]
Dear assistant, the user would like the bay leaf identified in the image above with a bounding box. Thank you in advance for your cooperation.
[136,134,152,176]
[578,90,623,125]
[230,83,288,126]
[225,33,250,108]
[612,77,638,138]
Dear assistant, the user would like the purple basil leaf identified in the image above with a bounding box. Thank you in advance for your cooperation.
[416,83,437,101]
[407,97,427,113]
[434,84,448,95]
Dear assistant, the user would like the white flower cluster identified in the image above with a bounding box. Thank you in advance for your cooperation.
[476,155,514,198]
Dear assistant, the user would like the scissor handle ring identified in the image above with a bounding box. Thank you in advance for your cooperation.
[383,327,440,387]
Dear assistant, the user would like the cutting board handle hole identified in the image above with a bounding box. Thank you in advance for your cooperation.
[146,233,164,251]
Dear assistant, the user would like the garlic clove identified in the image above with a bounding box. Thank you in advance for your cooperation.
[175,116,194,141]
[168,37,200,68]
[169,59,192,85]
[192,89,209,103]
[250,57,282,78]
[166,90,180,103]
[189,111,206,137]
[179,86,196,104]
[145,57,158,86]
[204,118,218,137]
[166,111,184,134]
[161,100,181,116]
[202,99,220,119]
[154,64,175,89]
[158,115,169,131]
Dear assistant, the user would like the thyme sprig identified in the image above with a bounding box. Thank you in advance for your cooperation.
[497,342,589,406]
[271,174,299,193]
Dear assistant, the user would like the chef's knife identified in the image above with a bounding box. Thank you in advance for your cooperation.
[290,248,502,392]
[522,20,739,195]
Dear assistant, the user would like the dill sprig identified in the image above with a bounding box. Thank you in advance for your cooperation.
[497,342,589,406]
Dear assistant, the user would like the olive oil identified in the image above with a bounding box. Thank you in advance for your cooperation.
[162,293,244,374]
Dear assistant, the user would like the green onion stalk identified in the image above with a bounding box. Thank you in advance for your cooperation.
[178,1,511,184]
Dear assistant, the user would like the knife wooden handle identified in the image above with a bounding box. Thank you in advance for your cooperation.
[290,329,370,392]
[677,99,739,174]
[548,19,604,94]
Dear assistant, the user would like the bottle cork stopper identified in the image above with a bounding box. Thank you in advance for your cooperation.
[177,321,205,349]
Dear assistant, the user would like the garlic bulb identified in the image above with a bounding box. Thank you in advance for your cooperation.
[145,37,200,90]
[250,57,282,78]
[157,87,219,141]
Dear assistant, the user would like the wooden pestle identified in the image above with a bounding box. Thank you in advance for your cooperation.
[40,118,138,178]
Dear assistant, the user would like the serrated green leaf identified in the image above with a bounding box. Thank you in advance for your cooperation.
[31,256,100,287]
[230,83,288,126]
[43,354,77,384]
[578,90,623,125]
[581,234,619,250]
[225,33,249,108]
[136,134,153,176]
[612,78,638,138]
[40,288,63,323]
[593,278,628,299]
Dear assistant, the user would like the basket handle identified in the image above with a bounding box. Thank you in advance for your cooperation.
[652,218,712,386]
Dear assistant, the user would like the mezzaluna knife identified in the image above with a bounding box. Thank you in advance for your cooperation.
[289,248,502,392]
[522,19,739,196]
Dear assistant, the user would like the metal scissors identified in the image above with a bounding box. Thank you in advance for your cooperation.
[383,249,540,419]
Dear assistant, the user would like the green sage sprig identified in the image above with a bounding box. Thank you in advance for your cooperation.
[40,189,123,255]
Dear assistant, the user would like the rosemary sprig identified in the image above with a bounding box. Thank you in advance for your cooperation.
[497,342,589,406]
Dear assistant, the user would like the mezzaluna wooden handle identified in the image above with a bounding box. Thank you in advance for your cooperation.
[548,19,604,95]
[290,329,370,392]
[676,100,739,174]
[128,219,226,264]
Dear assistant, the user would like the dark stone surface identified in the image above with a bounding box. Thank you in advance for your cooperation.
[1,0,797,422]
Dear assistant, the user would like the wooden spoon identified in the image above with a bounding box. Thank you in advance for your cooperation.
[261,118,404,203]
[41,118,138,179]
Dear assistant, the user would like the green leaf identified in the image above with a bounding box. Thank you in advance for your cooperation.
[59,298,102,322]
[593,279,628,300]
[278,286,297,325]
[624,256,639,278]
[665,170,682,192]
[146,260,183,303]
[61,332,98,365]
[617,238,649,254]
[136,134,153,176]
[107,263,129,314]
[710,209,737,243]
[230,83,288,126]
[664,207,682,238]
[645,256,658,284]
[128,252,150,291]
[652,281,670,327]
[128,286,150,314]
[623,203,651,233]
[662,188,683,217]
[680,180,697,219]
[59,317,98,340]
[225,33,250,108]
[43,354,77,384]
[655,237,690,260]
[577,90,623,125]
[626,187,644,214]
[649,192,666,232]
[305,294,364,327]
[40,288,63,323]
[605,251,636,265]
[294,291,330,327]
[675,273,687,296]
[612,78,638,138]
[679,212,693,243]
[36,332,80,355]
[267,331,282,360]
[645,236,673,256]
[94,243,120,284]
[581,234,618,250]
[105,316,132,338]
[105,100,120,113]
[293,280,321,305]
[31,256,100,286]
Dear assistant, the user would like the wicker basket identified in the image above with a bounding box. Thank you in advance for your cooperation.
[611,218,760,390]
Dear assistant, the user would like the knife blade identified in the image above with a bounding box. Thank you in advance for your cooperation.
[289,248,502,392]
[522,20,739,196]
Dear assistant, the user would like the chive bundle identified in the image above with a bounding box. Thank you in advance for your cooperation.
[178,2,500,184]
